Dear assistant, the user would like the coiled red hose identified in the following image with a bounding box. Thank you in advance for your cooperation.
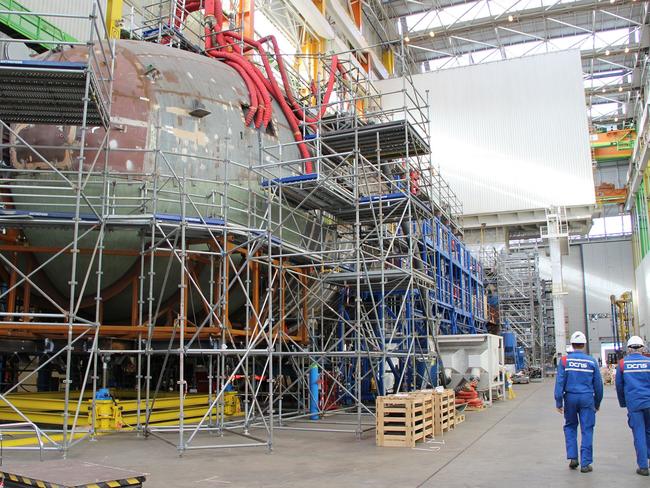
[455,382,484,408]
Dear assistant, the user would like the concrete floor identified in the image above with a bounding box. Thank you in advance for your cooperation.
[2,380,646,487]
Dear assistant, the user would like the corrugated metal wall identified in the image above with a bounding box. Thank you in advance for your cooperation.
[539,246,585,348]
[636,254,650,338]
[582,240,635,351]
[19,0,107,41]
[376,50,595,216]
[539,239,636,352]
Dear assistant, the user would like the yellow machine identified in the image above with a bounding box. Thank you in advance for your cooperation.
[0,390,242,446]
[610,291,636,348]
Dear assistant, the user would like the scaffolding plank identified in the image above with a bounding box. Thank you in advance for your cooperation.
[320,120,430,161]
[261,173,355,211]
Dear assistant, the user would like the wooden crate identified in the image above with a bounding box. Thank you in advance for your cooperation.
[432,389,456,436]
[376,393,433,447]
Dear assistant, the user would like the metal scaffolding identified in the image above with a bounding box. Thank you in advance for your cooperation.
[0,0,115,454]
[496,250,545,369]
[0,1,485,458]
[541,279,555,368]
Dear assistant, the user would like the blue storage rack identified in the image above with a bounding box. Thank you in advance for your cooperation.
[331,213,487,398]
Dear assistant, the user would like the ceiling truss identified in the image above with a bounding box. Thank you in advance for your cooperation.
[367,0,650,127]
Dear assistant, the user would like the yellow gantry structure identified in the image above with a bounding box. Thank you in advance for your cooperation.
[106,0,123,39]
[0,390,242,445]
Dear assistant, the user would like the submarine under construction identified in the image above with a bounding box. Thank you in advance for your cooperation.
[0,0,488,454]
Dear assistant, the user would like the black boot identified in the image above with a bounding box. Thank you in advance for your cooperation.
[636,468,649,476]
[568,459,579,470]
[580,465,593,473]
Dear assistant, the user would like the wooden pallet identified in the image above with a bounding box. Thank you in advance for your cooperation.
[455,413,466,425]
[376,393,434,447]
[432,389,456,436]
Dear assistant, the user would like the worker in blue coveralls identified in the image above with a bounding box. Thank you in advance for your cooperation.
[555,331,603,473]
[615,335,650,476]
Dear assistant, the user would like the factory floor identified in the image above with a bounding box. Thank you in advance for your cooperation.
[3,381,644,487]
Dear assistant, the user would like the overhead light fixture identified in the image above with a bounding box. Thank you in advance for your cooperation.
[404,36,410,43]
[429,31,435,38]
[610,0,615,3]
[602,88,606,93]
[625,47,630,53]
[605,49,610,55]
[615,117,619,122]
[508,15,514,22]
[619,86,623,92]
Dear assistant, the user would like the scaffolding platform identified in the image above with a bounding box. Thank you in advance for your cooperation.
[320,120,430,160]
[261,173,354,211]
[0,60,110,127]
[332,192,434,223]
[0,460,145,487]
[323,269,410,288]
[323,268,434,290]
[0,209,226,230]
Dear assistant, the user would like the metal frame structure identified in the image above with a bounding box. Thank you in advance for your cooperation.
[541,278,555,368]
[0,0,114,454]
[496,250,546,369]
[0,1,486,458]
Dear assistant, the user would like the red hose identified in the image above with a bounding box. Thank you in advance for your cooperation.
[176,1,201,29]
[202,15,271,129]
[220,31,313,169]
[206,48,272,129]
[204,0,226,48]
[260,35,346,124]
[190,0,349,173]
[225,61,258,126]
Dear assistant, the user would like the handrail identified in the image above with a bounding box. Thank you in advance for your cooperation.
[0,421,44,464]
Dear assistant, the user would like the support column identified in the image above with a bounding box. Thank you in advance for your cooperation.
[549,235,566,355]
[106,0,123,39]
[542,206,569,357]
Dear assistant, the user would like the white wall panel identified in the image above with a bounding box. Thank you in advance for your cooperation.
[538,239,635,352]
[539,245,585,347]
[636,254,650,340]
[376,50,595,216]
[582,240,635,349]
[19,1,108,42]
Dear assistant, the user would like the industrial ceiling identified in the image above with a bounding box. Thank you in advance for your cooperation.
[364,0,649,128]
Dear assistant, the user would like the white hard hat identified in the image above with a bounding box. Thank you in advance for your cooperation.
[570,331,587,344]
[627,336,645,348]
[566,345,574,353]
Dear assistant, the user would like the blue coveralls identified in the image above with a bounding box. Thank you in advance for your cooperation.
[554,352,603,466]
[615,353,650,469]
